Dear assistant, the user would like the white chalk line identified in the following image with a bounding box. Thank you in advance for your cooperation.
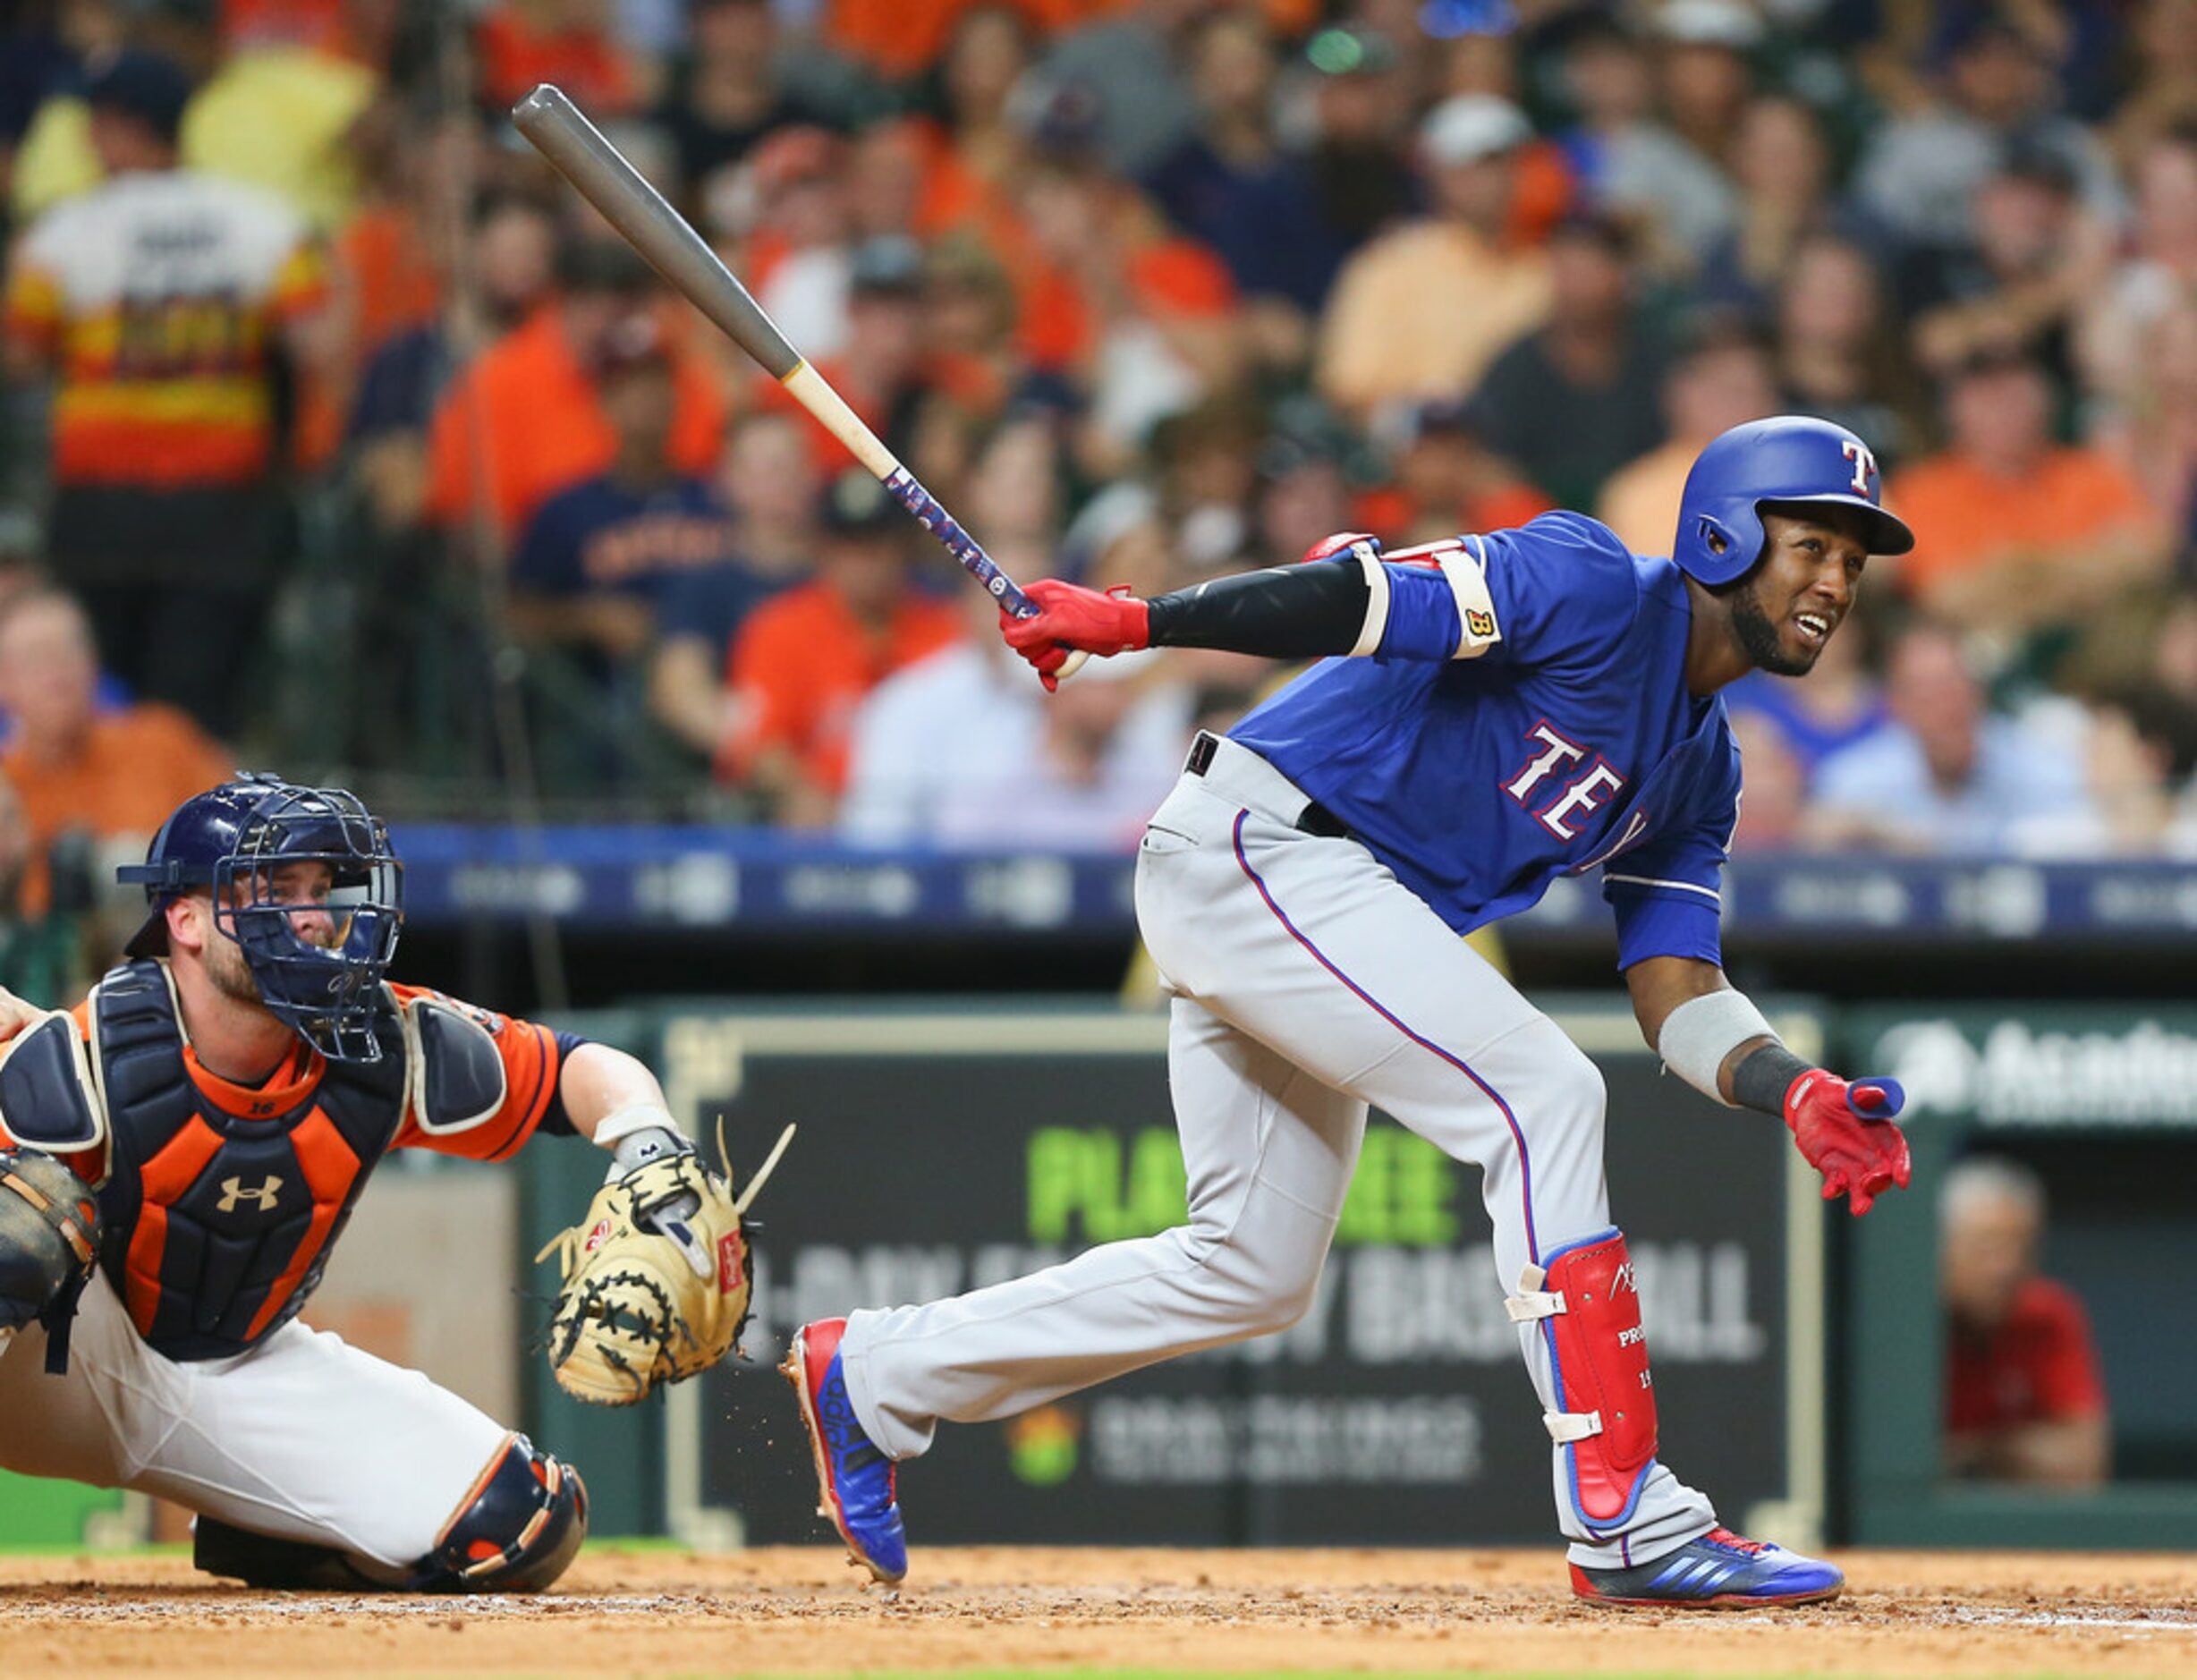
[1947,1608,2197,1633]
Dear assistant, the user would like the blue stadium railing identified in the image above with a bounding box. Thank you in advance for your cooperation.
[389,824,2197,941]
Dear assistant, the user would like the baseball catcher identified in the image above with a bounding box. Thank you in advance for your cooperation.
[0,773,757,1591]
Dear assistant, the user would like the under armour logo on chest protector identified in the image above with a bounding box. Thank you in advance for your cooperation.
[216,1175,284,1214]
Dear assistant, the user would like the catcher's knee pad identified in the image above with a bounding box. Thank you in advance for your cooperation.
[1506,1227,1657,1532]
[416,1433,588,1592]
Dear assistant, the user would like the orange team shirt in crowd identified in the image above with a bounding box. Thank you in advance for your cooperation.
[3,705,234,912]
[1595,438,1700,557]
[1353,482,1557,546]
[827,0,1122,81]
[474,4,637,117]
[1946,1277,2108,1436]
[336,203,442,368]
[1019,237,1238,373]
[1316,223,1552,416]
[1886,446,2159,595]
[719,584,964,793]
[826,0,1322,78]
[221,0,352,55]
[3,172,327,488]
[278,199,444,471]
[424,307,729,544]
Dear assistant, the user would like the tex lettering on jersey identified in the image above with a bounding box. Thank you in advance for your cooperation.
[90,959,410,1362]
[1229,512,1743,968]
[1502,720,1628,842]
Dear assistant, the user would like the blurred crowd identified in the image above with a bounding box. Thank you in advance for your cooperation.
[4,0,2197,885]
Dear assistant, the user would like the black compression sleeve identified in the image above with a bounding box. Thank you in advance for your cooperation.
[1729,1040,1812,1118]
[1143,562,1371,658]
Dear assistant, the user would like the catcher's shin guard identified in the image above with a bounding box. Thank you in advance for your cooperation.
[1507,1227,1657,1532]
[195,1434,588,1592]
[418,1432,588,1591]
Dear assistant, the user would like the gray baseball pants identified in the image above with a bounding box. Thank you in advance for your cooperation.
[839,736,1717,1566]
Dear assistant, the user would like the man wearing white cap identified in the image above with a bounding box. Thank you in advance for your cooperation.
[1317,93,1552,426]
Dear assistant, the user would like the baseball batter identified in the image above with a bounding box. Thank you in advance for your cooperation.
[0,775,737,1590]
[786,416,1914,1607]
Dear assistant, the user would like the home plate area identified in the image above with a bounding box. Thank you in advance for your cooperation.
[3,1547,2192,1679]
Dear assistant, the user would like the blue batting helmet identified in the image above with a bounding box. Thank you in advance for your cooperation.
[116,774,403,1064]
[1672,416,1914,587]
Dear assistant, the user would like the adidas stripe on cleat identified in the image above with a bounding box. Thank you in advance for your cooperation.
[1571,1527,1844,1608]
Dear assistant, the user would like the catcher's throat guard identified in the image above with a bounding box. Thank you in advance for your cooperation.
[538,1120,796,1405]
[1508,1227,1658,1532]
[117,773,403,1064]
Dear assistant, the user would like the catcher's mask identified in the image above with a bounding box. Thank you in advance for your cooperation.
[116,773,404,1064]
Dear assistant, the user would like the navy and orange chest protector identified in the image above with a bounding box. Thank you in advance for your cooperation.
[92,961,408,1361]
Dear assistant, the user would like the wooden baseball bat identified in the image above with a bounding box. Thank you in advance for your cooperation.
[511,85,1085,680]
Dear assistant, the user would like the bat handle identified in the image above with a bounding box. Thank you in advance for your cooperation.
[882,468,1088,683]
[882,467,1030,614]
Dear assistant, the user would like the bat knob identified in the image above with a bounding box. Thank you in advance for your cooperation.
[1054,650,1090,684]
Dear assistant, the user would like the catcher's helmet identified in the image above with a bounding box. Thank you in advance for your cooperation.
[116,774,403,1063]
[1672,415,1914,586]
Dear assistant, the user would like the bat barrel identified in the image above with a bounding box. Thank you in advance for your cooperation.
[512,84,802,380]
[514,85,1077,675]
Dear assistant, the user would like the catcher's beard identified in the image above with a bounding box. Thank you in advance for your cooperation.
[205,906,340,1012]
[206,934,271,1010]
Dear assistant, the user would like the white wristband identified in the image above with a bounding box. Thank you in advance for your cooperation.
[1656,989,1777,1107]
[591,1102,684,1150]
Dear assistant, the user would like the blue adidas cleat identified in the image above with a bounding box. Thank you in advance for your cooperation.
[1571,1527,1844,1608]
[782,1318,907,1585]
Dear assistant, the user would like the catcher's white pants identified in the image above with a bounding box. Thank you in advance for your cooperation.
[0,1269,511,1567]
[840,738,1718,1566]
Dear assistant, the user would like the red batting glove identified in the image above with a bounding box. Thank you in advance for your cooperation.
[1301,530,1381,565]
[1783,1071,1911,1218]
[999,579,1150,692]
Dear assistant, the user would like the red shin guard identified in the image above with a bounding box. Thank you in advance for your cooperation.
[1508,1228,1658,1530]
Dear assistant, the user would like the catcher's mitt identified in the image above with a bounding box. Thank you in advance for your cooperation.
[0,1147,100,1351]
[537,1122,793,1405]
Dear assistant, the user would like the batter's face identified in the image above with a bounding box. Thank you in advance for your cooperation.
[1729,507,1870,676]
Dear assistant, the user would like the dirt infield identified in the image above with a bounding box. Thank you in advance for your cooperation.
[2,1546,2193,1679]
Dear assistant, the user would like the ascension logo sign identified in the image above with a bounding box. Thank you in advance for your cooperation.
[1872,1016,2197,1129]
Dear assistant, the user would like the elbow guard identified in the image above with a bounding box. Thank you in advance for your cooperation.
[1145,539,1373,658]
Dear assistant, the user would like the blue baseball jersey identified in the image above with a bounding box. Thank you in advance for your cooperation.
[1230,512,1742,971]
